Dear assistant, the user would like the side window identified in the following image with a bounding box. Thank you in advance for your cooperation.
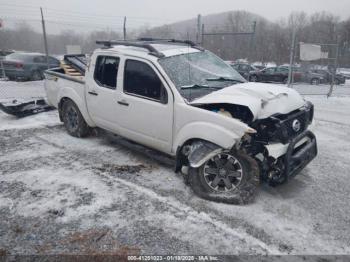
[34,56,46,63]
[48,57,59,65]
[232,64,239,70]
[94,56,119,89]
[124,60,167,103]
[265,68,276,74]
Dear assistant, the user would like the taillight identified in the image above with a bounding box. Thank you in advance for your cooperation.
[15,63,23,68]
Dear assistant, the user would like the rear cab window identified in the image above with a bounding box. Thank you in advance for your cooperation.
[123,59,167,104]
[94,56,120,89]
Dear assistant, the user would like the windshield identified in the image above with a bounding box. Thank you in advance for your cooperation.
[159,50,246,101]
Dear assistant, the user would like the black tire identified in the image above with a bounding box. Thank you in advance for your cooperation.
[62,100,90,138]
[310,78,320,85]
[283,78,288,84]
[249,75,258,82]
[334,79,340,85]
[31,70,43,81]
[188,150,259,205]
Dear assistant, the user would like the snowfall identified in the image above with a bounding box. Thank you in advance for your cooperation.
[0,80,350,258]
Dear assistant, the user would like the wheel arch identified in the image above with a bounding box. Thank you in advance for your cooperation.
[57,88,95,127]
[173,122,243,172]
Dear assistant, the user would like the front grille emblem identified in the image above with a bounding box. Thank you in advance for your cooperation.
[292,119,301,132]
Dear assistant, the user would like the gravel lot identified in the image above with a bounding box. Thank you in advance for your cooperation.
[0,80,350,258]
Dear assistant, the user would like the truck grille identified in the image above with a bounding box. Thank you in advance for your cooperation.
[274,105,313,144]
[252,102,314,145]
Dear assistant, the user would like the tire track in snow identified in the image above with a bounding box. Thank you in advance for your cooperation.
[100,173,283,255]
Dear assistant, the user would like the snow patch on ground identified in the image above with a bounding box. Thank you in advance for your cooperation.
[0,110,61,131]
[1,80,350,255]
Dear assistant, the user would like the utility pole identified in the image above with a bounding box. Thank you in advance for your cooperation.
[196,14,202,45]
[288,26,296,87]
[201,24,205,46]
[40,7,49,69]
[250,21,257,61]
[328,40,339,97]
[123,16,127,40]
[0,19,6,79]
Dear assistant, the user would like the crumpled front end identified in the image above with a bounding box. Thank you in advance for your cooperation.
[240,101,318,184]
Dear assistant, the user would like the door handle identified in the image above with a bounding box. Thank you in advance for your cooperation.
[88,91,98,96]
[117,100,129,106]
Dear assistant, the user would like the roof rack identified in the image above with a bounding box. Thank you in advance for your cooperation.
[137,38,204,51]
[96,40,165,58]
[96,38,204,58]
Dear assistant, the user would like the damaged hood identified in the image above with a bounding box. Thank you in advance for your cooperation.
[190,82,305,120]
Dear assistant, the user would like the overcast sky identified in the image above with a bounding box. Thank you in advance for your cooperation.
[1,0,350,33]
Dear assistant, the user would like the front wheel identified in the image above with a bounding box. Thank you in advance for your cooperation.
[31,70,43,81]
[62,100,90,138]
[188,151,259,204]
[249,75,258,82]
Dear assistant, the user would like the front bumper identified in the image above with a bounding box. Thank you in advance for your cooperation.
[284,130,317,178]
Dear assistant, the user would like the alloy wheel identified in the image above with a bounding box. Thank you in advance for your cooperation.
[203,153,244,192]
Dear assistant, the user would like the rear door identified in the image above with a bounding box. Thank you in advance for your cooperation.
[86,55,121,132]
[116,58,173,153]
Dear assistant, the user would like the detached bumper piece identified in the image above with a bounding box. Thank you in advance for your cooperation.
[0,99,54,118]
[284,130,317,179]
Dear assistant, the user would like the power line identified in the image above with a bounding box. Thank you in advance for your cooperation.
[0,4,174,22]
[0,11,169,29]
[1,17,126,30]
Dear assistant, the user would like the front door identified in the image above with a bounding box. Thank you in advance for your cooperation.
[116,58,173,153]
[86,55,121,132]
[261,67,276,82]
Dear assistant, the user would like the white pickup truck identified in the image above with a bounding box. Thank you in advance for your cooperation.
[44,39,317,204]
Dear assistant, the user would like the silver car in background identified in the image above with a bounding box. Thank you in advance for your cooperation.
[2,52,60,81]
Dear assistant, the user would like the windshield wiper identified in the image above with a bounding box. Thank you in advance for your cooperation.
[180,84,220,90]
[206,77,244,83]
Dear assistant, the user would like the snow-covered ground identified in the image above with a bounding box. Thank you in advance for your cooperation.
[0,80,350,256]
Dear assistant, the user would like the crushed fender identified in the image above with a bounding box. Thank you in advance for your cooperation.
[187,140,223,168]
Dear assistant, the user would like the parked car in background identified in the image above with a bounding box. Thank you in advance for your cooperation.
[249,66,297,84]
[311,69,345,85]
[0,50,14,60]
[278,65,325,85]
[299,70,324,85]
[253,65,266,71]
[230,63,260,80]
[337,68,350,79]
[2,52,60,81]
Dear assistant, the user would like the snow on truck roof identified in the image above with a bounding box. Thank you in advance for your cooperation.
[96,40,201,59]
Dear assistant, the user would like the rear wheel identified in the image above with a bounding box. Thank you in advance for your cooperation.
[188,151,259,204]
[62,100,90,137]
[31,70,43,81]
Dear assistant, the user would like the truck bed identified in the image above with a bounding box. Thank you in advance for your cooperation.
[44,67,86,108]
